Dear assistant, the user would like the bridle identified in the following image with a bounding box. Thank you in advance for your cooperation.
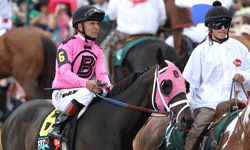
[152,65,190,127]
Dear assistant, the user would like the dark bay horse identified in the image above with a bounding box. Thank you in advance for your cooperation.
[1,49,194,150]
[0,26,57,99]
[133,51,193,150]
[112,40,179,84]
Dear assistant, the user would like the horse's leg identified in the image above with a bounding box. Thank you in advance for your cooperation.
[6,34,44,99]
[133,116,170,150]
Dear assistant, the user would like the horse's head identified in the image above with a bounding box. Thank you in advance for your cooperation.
[153,48,194,131]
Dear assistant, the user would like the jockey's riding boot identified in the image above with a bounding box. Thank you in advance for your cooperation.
[48,99,84,142]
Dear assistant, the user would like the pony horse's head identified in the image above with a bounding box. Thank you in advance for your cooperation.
[153,48,195,131]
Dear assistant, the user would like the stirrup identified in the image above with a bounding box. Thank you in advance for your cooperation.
[58,126,70,142]
[49,131,70,142]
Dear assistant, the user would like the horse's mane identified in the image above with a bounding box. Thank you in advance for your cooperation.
[108,66,152,97]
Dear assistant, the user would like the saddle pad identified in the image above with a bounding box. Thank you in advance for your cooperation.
[36,109,79,150]
[204,110,242,150]
[114,36,162,66]
[36,109,62,150]
[159,110,241,150]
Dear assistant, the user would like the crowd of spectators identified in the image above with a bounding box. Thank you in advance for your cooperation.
[10,0,108,45]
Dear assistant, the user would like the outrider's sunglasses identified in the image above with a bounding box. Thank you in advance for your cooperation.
[84,9,105,18]
[210,21,231,30]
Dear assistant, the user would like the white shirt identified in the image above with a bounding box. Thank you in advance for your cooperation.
[107,0,166,34]
[175,0,233,9]
[0,0,12,31]
[165,23,208,48]
[183,37,250,110]
[93,1,109,12]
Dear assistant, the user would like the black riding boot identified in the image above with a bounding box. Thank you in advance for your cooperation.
[48,99,84,142]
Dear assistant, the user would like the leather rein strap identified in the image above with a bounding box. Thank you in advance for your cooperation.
[212,80,250,149]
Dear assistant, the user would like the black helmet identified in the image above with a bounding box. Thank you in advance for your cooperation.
[72,5,105,29]
[205,1,232,27]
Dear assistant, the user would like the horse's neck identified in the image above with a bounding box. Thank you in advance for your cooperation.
[112,68,154,107]
[109,69,155,137]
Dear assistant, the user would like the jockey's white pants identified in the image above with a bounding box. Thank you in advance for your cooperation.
[52,88,94,111]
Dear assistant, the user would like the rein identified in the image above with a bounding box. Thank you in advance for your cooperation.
[95,93,168,115]
[234,82,250,141]
[217,80,250,149]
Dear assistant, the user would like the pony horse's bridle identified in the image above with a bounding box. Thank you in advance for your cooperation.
[152,66,190,127]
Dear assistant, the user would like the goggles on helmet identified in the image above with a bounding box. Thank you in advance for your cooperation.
[209,21,231,30]
[84,9,105,19]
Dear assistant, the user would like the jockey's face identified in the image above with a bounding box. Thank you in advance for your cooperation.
[82,21,100,39]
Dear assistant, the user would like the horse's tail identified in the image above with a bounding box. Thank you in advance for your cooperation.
[39,36,57,99]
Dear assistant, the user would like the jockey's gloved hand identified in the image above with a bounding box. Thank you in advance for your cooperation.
[86,80,102,93]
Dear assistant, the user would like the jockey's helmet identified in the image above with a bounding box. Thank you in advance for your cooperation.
[72,5,105,29]
[204,1,232,27]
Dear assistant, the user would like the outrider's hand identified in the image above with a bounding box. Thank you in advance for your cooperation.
[233,73,244,83]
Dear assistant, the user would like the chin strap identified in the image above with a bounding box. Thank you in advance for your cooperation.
[79,22,97,42]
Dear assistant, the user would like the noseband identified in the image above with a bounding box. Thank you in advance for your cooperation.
[152,62,190,126]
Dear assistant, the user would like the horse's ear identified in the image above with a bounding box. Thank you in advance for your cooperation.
[156,48,168,69]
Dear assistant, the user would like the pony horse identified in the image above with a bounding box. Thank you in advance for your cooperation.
[133,85,250,150]
[0,26,57,99]
[1,49,194,150]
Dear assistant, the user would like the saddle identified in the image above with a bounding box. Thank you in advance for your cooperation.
[115,34,154,50]
[193,99,246,150]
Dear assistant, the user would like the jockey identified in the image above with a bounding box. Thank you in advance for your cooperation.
[183,1,250,149]
[0,0,12,36]
[48,5,113,141]
[101,0,166,75]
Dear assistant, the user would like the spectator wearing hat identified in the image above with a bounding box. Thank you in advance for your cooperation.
[49,3,73,45]
[31,0,54,34]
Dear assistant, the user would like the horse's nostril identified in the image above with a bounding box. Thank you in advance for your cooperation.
[181,116,194,129]
[181,117,187,127]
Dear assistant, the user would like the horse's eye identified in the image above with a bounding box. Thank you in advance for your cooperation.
[160,80,173,96]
